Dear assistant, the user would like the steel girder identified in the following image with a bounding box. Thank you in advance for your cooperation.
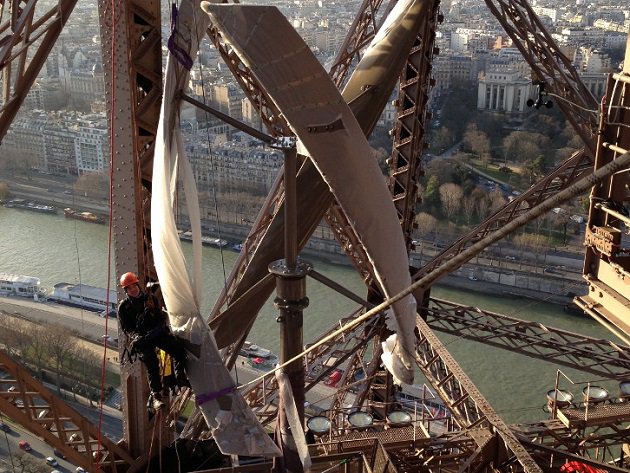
[328,0,391,89]
[578,66,630,344]
[97,0,162,457]
[325,0,442,429]
[426,297,630,379]
[0,0,78,143]
[413,0,602,302]
[0,351,136,472]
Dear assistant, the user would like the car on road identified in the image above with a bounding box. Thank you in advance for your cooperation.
[45,457,58,467]
[0,422,10,432]
[18,440,32,451]
[53,448,67,459]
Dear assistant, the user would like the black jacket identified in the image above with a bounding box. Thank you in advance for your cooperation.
[118,294,166,338]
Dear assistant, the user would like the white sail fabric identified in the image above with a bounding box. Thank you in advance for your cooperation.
[201,3,417,385]
[151,0,280,457]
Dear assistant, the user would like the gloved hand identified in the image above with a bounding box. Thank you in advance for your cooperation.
[129,334,146,353]
[214,410,233,428]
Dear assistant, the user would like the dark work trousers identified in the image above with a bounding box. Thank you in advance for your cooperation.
[139,331,188,394]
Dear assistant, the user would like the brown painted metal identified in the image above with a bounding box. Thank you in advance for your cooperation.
[578,63,630,342]
[426,297,630,378]
[0,0,78,143]
[97,0,163,458]
[342,0,442,423]
[328,0,390,89]
[0,351,136,472]
[205,0,427,350]
[484,0,598,152]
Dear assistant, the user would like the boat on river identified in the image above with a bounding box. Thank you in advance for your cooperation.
[4,198,56,214]
[239,341,279,371]
[178,230,228,248]
[0,273,46,299]
[47,282,117,315]
[63,208,105,224]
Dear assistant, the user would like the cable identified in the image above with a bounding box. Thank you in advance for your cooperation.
[95,0,122,467]
[69,192,88,383]
[144,410,160,473]
[190,4,228,287]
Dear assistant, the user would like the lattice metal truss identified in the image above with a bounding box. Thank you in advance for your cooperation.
[483,0,598,150]
[0,352,136,472]
[0,0,78,142]
[426,297,630,379]
[577,61,630,344]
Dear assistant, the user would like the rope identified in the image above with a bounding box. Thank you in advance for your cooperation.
[144,410,161,473]
[238,150,630,391]
[190,4,228,287]
[96,0,121,466]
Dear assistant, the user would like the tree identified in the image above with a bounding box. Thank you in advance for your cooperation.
[12,319,33,363]
[415,212,438,242]
[463,124,491,166]
[421,175,441,209]
[30,325,50,379]
[439,182,463,221]
[13,449,49,472]
[523,155,550,184]
[488,188,507,215]
[0,181,9,200]
[0,316,21,358]
[74,171,109,198]
[44,325,78,393]
[72,346,101,402]
[502,131,550,164]
[462,194,477,226]
[431,126,456,152]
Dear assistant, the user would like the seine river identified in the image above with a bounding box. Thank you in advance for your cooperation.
[0,206,622,423]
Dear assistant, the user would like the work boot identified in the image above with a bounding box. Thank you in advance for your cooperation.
[150,392,165,411]
[177,377,191,390]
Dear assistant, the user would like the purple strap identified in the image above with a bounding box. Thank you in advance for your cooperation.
[195,385,236,406]
[167,3,194,70]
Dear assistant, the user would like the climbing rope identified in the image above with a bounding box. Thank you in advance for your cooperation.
[95,0,122,466]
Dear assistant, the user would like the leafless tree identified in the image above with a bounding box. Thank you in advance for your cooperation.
[12,449,49,472]
[415,212,438,254]
[488,189,507,215]
[0,315,21,358]
[503,131,550,164]
[44,325,78,393]
[432,126,456,152]
[462,194,477,226]
[72,346,101,402]
[12,319,33,363]
[74,171,109,198]
[30,325,50,379]
[0,181,9,200]
[439,183,463,222]
[463,124,491,166]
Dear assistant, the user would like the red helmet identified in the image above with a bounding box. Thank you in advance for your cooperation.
[120,272,139,288]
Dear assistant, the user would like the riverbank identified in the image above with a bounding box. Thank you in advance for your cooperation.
[3,176,588,306]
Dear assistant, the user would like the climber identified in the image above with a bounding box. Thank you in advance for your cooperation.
[117,272,190,410]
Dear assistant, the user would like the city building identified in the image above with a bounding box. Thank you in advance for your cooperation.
[477,70,532,114]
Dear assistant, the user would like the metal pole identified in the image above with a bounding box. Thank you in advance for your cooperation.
[269,141,311,472]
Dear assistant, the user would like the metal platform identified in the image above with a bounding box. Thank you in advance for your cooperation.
[557,401,630,428]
